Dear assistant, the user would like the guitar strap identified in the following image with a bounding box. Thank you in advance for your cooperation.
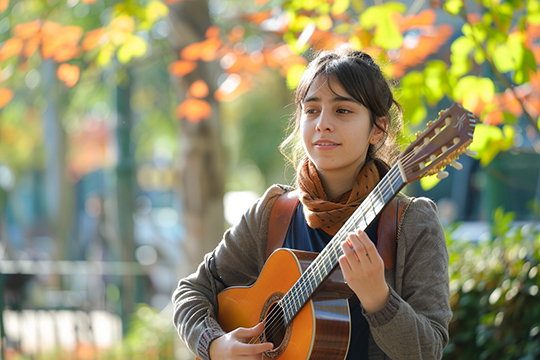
[266,190,409,270]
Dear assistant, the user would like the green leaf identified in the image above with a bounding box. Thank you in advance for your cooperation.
[493,43,515,73]
[420,174,441,191]
[477,78,495,103]
[423,60,450,105]
[117,35,147,64]
[332,0,351,15]
[514,47,537,84]
[360,3,405,49]
[469,123,514,166]
[444,0,464,15]
[360,2,407,29]
[527,0,540,24]
[449,36,475,77]
[286,64,306,89]
[400,71,427,124]
[453,76,494,110]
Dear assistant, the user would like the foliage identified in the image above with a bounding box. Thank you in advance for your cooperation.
[120,304,176,359]
[445,209,540,359]
[1,0,540,186]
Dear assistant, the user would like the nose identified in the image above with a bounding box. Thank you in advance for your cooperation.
[315,109,334,132]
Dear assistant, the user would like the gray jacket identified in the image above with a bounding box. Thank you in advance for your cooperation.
[172,185,452,360]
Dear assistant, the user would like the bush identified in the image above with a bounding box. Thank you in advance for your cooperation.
[444,209,540,360]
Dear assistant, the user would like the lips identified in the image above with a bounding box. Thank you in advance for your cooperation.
[313,139,339,149]
[314,139,338,145]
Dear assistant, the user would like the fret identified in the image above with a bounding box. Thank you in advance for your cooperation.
[376,185,385,205]
[281,163,408,324]
[387,173,395,193]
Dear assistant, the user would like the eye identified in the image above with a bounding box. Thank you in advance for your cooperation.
[336,108,352,114]
[303,106,319,115]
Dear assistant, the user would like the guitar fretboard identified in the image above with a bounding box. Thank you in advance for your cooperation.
[278,163,406,325]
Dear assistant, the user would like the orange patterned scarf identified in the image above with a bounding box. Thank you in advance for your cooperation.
[297,158,381,236]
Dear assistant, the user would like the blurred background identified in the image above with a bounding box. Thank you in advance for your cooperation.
[0,0,540,358]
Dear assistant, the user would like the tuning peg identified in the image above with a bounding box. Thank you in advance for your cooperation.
[465,149,478,157]
[450,161,463,170]
[437,171,449,179]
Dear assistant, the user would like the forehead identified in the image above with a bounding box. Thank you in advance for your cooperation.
[303,75,349,101]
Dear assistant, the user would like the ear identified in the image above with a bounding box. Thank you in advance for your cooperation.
[370,117,387,144]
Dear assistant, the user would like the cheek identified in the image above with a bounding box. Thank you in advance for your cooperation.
[299,120,310,144]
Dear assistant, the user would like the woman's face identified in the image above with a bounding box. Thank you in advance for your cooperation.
[300,75,384,181]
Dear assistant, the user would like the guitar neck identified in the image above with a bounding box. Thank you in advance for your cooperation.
[279,163,406,325]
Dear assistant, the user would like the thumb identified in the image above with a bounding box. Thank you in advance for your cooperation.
[234,322,266,339]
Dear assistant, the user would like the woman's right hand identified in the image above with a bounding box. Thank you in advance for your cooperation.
[208,322,274,359]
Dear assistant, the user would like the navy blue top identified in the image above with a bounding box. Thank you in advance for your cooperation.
[283,203,380,360]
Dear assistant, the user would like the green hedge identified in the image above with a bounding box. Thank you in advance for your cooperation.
[444,209,540,360]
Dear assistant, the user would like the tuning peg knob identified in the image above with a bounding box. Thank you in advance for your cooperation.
[465,149,478,157]
[437,171,449,179]
[450,161,463,170]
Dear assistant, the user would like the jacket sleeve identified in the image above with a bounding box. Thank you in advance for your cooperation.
[171,185,286,360]
[365,197,452,360]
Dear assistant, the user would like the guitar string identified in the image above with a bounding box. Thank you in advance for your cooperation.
[251,164,406,345]
[277,135,463,324]
[252,156,414,346]
[249,132,462,346]
[256,142,434,346]
[280,137,458,315]
[248,165,404,346]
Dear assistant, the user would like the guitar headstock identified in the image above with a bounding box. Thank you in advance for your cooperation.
[398,103,476,183]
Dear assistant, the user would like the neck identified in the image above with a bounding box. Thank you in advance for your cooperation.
[319,161,365,200]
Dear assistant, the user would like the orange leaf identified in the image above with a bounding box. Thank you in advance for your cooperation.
[168,60,197,77]
[245,10,273,25]
[81,0,97,3]
[181,42,205,61]
[164,0,188,3]
[214,74,251,102]
[181,38,222,62]
[175,98,212,123]
[57,63,80,88]
[0,88,14,109]
[24,36,41,58]
[82,27,106,51]
[399,9,435,31]
[14,20,41,40]
[53,45,81,62]
[255,0,271,4]
[40,21,63,36]
[0,0,8,13]
[0,37,23,61]
[41,23,82,59]
[189,80,209,98]
[483,110,503,125]
[206,25,220,39]
[228,25,245,43]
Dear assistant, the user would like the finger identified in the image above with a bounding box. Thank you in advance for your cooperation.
[351,230,374,261]
[234,322,265,338]
[348,232,368,259]
[232,341,274,356]
[342,238,358,263]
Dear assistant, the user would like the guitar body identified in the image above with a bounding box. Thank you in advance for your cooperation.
[201,248,353,360]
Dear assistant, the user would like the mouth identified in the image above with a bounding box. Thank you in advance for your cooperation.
[313,140,339,146]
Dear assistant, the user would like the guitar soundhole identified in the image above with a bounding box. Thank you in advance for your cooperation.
[264,303,287,348]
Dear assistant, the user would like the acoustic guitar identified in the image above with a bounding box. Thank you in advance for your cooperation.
[199,103,476,360]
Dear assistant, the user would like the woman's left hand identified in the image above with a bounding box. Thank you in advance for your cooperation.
[339,229,390,313]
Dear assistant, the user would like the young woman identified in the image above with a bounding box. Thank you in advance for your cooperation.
[172,47,452,360]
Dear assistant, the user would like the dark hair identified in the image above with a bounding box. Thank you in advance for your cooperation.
[280,47,403,176]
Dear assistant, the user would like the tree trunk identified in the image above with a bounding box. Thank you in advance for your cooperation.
[167,0,225,275]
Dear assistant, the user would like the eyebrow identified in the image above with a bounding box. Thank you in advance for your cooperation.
[303,95,360,104]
